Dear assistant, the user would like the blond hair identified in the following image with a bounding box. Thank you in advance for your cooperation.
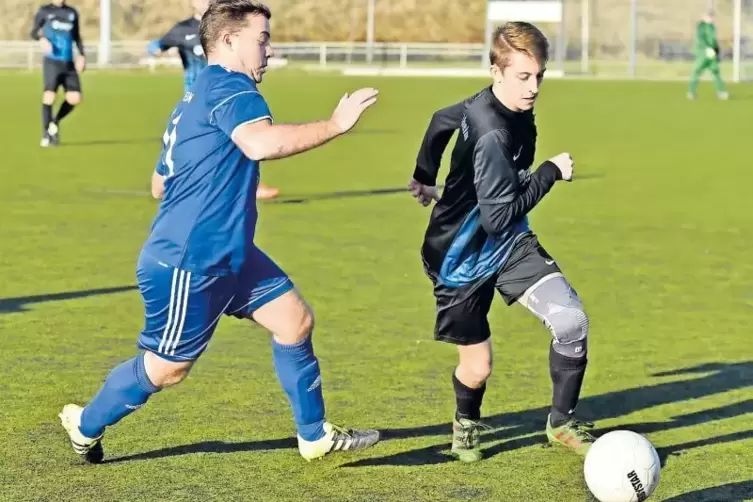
[489,22,549,69]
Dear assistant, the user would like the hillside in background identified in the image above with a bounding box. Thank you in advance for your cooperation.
[2,0,485,43]
[2,0,748,58]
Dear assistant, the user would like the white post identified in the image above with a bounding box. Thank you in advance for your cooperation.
[628,0,637,77]
[581,0,589,73]
[98,0,111,66]
[400,44,408,68]
[483,7,492,68]
[733,0,742,82]
[319,44,327,68]
[556,0,566,74]
[366,0,375,64]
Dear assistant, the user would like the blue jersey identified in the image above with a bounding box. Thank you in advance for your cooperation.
[149,17,206,91]
[31,3,84,62]
[144,65,273,276]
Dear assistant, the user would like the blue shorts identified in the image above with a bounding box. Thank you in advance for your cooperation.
[136,248,294,362]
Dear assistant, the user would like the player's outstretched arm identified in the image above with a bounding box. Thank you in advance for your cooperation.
[473,130,572,236]
[30,7,53,53]
[72,9,86,72]
[30,8,46,40]
[408,100,465,206]
[147,23,182,57]
[231,88,378,161]
[413,101,465,187]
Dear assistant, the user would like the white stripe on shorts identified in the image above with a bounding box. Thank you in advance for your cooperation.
[169,271,191,355]
[159,270,190,356]
[157,269,179,354]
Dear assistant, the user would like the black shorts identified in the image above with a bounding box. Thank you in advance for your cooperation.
[424,233,562,346]
[43,58,81,92]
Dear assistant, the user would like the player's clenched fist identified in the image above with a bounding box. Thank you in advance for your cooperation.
[548,152,574,182]
[408,179,440,207]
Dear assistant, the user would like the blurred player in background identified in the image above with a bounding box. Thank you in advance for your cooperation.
[688,11,729,100]
[409,22,595,462]
[148,0,279,199]
[30,0,86,147]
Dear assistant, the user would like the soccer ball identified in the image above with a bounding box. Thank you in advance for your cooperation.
[583,430,660,502]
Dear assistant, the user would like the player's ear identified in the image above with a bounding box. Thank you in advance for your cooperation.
[490,64,503,84]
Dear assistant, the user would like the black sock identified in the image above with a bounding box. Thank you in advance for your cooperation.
[42,104,52,134]
[55,101,75,123]
[453,371,486,421]
[549,343,587,427]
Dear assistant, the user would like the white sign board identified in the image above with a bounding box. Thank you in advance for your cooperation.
[487,1,563,22]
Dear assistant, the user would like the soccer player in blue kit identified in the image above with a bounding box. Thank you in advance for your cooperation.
[59,0,381,463]
[30,0,86,147]
[148,0,280,200]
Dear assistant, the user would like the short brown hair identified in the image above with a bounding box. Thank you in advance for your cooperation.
[200,0,272,55]
[489,22,549,69]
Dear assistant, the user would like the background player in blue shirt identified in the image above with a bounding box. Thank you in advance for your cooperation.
[147,0,280,200]
[59,0,381,464]
[30,0,86,147]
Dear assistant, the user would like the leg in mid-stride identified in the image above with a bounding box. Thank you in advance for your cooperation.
[426,264,495,463]
[687,57,728,101]
[244,275,379,459]
[499,236,595,455]
[59,249,379,463]
[40,59,82,147]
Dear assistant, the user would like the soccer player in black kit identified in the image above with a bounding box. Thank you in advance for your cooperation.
[30,0,86,147]
[409,22,596,462]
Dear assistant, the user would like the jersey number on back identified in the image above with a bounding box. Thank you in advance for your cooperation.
[162,113,182,177]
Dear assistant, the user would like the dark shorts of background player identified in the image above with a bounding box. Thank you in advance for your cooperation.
[424,233,562,346]
[43,58,81,92]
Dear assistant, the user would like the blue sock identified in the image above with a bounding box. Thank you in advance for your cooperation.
[79,353,159,438]
[272,336,326,441]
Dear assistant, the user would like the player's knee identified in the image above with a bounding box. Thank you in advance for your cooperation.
[458,353,493,387]
[65,92,82,105]
[549,307,589,358]
[461,362,492,387]
[143,351,194,389]
[42,91,56,105]
[271,301,315,345]
[293,305,315,343]
[152,364,193,388]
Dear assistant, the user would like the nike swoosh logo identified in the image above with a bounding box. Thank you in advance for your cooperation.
[545,259,555,266]
[185,34,197,40]
[513,145,523,161]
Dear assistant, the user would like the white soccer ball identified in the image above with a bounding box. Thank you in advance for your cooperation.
[584,430,661,502]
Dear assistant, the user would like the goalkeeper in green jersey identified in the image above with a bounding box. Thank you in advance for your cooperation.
[688,11,729,100]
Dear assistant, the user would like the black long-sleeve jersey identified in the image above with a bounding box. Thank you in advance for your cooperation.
[413,86,561,287]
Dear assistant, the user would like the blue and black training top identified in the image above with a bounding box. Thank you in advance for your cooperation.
[414,87,561,288]
[150,17,207,91]
[30,2,84,62]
